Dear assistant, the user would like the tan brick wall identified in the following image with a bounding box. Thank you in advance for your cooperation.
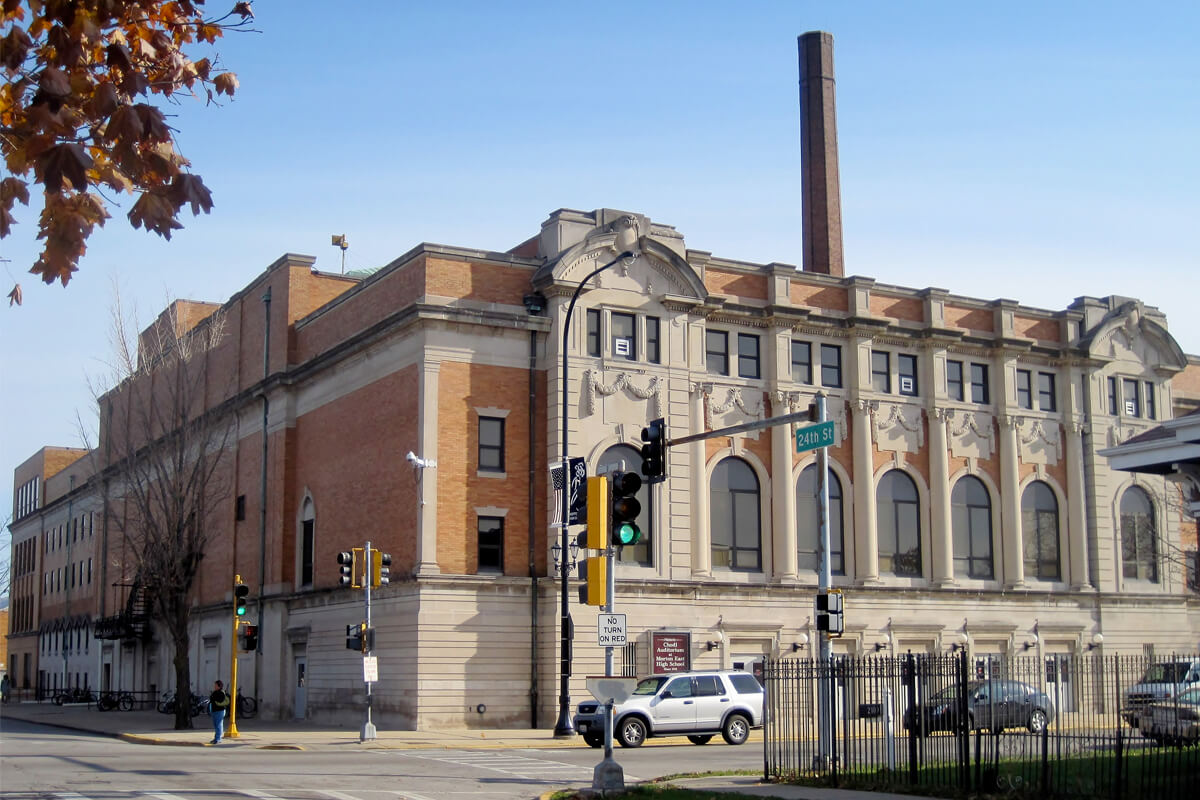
[436,361,535,576]
[1014,315,1061,345]
[294,257,427,363]
[425,257,533,306]
[705,269,768,301]
[945,305,994,334]
[790,282,848,312]
[870,295,924,323]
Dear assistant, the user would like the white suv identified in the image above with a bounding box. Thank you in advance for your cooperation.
[573,670,765,748]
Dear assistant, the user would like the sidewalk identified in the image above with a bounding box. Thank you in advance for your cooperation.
[0,700,926,800]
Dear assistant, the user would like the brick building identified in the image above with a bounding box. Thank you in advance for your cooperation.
[7,32,1199,729]
[6,205,1200,728]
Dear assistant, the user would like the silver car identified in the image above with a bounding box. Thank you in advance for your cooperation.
[573,670,765,748]
[1138,686,1200,746]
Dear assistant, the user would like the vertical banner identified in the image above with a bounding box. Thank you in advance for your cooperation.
[550,457,588,526]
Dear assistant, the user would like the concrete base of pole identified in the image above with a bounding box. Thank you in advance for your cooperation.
[592,758,625,792]
[360,721,377,741]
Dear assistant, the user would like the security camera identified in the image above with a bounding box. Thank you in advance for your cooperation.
[406,451,419,464]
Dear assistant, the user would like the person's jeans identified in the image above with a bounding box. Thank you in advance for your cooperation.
[211,708,226,743]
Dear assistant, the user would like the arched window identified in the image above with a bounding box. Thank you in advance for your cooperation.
[877,470,921,577]
[951,476,993,579]
[710,457,761,571]
[796,464,844,575]
[1021,481,1060,580]
[1120,487,1158,582]
[598,445,651,566]
[300,498,315,587]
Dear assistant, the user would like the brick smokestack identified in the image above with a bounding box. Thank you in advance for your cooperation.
[798,31,845,277]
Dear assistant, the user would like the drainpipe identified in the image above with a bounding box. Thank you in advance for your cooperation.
[256,286,271,701]
[523,291,546,729]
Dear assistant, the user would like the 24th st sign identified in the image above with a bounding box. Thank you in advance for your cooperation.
[795,420,837,453]
[597,614,627,647]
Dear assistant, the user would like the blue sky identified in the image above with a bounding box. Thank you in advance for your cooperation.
[2,1,1197,561]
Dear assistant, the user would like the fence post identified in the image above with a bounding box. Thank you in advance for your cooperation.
[957,649,969,794]
[904,652,918,786]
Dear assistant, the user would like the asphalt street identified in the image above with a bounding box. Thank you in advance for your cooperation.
[0,716,765,799]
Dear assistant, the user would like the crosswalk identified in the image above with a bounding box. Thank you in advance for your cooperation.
[387,748,608,782]
[4,751,616,800]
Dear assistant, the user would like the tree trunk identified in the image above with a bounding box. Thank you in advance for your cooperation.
[171,611,193,730]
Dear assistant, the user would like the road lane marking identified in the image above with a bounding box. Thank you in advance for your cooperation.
[318,792,365,800]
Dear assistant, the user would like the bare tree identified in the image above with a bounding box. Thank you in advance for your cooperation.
[88,292,234,729]
[0,514,11,604]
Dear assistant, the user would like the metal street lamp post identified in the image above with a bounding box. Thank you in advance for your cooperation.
[553,249,635,737]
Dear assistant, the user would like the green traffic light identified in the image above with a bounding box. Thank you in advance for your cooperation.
[236,605,246,616]
[614,521,641,546]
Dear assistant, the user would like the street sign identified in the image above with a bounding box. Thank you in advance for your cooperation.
[363,655,378,683]
[597,613,627,646]
[795,420,836,453]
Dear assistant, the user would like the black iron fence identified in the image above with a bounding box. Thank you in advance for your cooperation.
[763,652,1199,800]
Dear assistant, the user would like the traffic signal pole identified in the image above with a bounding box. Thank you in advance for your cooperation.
[362,540,376,742]
[816,393,833,767]
[228,575,244,738]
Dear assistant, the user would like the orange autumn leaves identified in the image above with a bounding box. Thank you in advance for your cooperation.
[1,1,254,288]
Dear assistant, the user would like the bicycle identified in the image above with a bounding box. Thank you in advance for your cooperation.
[236,688,257,719]
[97,690,135,712]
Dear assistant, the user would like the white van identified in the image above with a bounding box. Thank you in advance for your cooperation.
[1122,659,1200,728]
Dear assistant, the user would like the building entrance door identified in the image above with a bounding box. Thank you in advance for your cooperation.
[293,654,307,720]
[1045,654,1072,713]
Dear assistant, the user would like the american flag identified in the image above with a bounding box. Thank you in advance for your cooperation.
[550,457,586,527]
[550,462,566,527]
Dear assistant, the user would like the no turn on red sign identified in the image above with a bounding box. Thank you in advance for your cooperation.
[597,614,626,646]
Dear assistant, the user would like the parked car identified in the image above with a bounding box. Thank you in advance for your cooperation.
[573,670,765,748]
[1137,686,1200,746]
[1122,659,1200,729]
[903,679,1055,735]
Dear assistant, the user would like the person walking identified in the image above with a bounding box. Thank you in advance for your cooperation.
[1,674,11,704]
[208,680,231,744]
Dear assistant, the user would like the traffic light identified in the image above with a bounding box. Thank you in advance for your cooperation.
[577,555,607,606]
[816,590,845,636]
[609,470,643,547]
[584,476,608,550]
[337,551,357,587]
[372,551,391,587]
[346,622,366,651]
[234,581,249,617]
[242,624,258,651]
[640,418,666,483]
[365,626,376,652]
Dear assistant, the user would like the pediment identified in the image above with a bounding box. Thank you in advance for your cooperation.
[1085,304,1186,373]
[532,223,708,304]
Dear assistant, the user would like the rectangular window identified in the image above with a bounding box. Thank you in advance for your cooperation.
[1107,377,1118,415]
[1122,378,1140,417]
[820,344,843,388]
[586,309,601,357]
[706,330,729,375]
[1037,372,1057,412]
[1145,381,1156,420]
[646,316,661,364]
[1016,369,1032,409]
[791,341,813,385]
[301,519,314,586]
[898,354,918,396]
[947,360,964,401]
[970,363,990,404]
[871,351,891,393]
[737,334,761,379]
[477,516,504,572]
[478,416,505,472]
[612,312,636,360]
